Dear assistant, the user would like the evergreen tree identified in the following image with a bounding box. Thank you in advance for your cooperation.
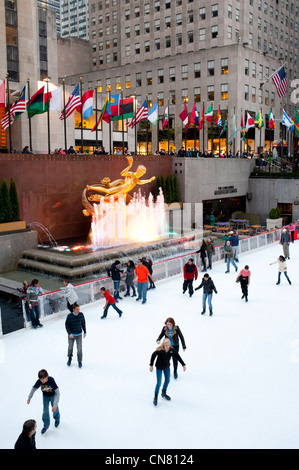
[0,179,12,223]
[172,174,180,202]
[9,178,20,221]
[160,175,165,197]
[154,175,161,199]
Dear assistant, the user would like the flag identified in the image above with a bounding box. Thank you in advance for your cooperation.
[82,90,94,121]
[179,102,189,131]
[254,110,264,129]
[241,114,246,141]
[127,100,148,128]
[0,79,5,108]
[220,120,228,136]
[120,97,134,120]
[91,93,110,132]
[199,105,204,130]
[282,108,293,130]
[232,112,237,140]
[245,112,255,132]
[10,86,27,121]
[162,104,169,130]
[190,103,199,128]
[59,84,82,120]
[109,94,120,119]
[268,110,276,129]
[148,101,158,125]
[205,105,213,123]
[272,66,288,98]
[294,108,299,136]
[27,85,46,118]
[215,107,222,127]
[47,86,63,112]
[0,108,15,130]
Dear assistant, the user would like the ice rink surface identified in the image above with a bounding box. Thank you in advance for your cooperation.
[1,241,298,450]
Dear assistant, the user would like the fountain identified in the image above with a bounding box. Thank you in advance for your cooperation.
[18,157,204,279]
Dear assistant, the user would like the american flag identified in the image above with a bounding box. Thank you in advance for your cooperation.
[59,84,82,120]
[272,66,288,98]
[127,100,148,128]
[0,86,27,130]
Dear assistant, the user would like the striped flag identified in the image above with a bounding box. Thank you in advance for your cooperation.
[127,100,148,128]
[0,108,15,130]
[282,108,293,130]
[59,84,82,120]
[0,86,27,129]
[272,66,288,98]
[162,104,169,130]
[179,101,189,130]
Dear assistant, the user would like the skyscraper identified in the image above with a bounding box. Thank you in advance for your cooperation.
[37,0,61,36]
[61,0,89,40]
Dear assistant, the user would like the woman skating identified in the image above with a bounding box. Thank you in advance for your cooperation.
[150,338,186,406]
[236,265,251,302]
[156,318,186,379]
[270,256,292,285]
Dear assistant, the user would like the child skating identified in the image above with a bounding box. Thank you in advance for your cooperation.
[270,256,292,285]
[100,287,123,318]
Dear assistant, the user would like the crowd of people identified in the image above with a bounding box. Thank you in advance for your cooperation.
[14,223,295,447]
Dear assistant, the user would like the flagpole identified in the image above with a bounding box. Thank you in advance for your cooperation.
[62,78,67,152]
[233,107,236,156]
[134,93,137,155]
[157,99,159,153]
[27,78,33,152]
[44,78,51,154]
[202,101,205,153]
[240,108,243,156]
[146,94,149,156]
[226,106,229,158]
[121,90,125,155]
[218,103,221,156]
[167,98,170,156]
[80,77,83,153]
[108,90,112,155]
[95,86,98,149]
[6,74,12,153]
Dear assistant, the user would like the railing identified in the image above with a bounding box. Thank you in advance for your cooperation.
[5,227,282,337]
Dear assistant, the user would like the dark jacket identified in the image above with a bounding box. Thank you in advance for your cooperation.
[195,277,217,294]
[14,432,36,450]
[156,325,186,349]
[65,312,86,335]
[150,348,186,370]
[125,266,135,286]
[196,242,207,259]
[183,263,198,281]
[107,263,123,281]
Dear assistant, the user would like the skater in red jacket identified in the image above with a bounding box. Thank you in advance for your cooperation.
[183,258,198,297]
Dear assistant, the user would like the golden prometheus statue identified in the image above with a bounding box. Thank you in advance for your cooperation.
[82,156,156,217]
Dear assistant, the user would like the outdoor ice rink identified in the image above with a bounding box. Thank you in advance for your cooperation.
[1,240,298,450]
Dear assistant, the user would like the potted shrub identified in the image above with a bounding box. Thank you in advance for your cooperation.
[266,207,282,231]
[0,178,26,233]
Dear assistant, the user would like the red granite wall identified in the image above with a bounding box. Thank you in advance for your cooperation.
[0,154,173,242]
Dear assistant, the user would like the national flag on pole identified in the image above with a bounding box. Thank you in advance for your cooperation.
[282,108,293,130]
[254,110,264,129]
[268,110,276,129]
[47,86,63,112]
[190,102,199,128]
[120,97,134,120]
[215,107,222,127]
[0,108,15,130]
[162,104,169,130]
[82,90,94,121]
[241,114,246,141]
[232,112,237,140]
[220,120,228,136]
[0,79,5,108]
[199,105,204,130]
[294,108,299,136]
[91,93,110,132]
[272,66,288,98]
[127,99,148,128]
[179,102,189,131]
[148,101,158,125]
[27,85,46,118]
[205,104,213,123]
[245,112,255,132]
[59,84,82,120]
[11,86,27,121]
[109,94,120,119]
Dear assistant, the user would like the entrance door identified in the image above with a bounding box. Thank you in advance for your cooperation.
[278,203,292,225]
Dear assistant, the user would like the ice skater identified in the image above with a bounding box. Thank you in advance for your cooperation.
[27,369,60,435]
[133,259,155,304]
[156,317,186,379]
[124,260,136,297]
[100,287,123,318]
[14,420,37,450]
[107,260,124,302]
[196,239,207,272]
[236,265,251,302]
[280,228,291,259]
[195,273,218,316]
[150,338,186,406]
[26,279,44,328]
[60,280,78,313]
[65,303,86,368]
[225,241,238,273]
[183,258,198,297]
[206,238,215,269]
[270,256,292,285]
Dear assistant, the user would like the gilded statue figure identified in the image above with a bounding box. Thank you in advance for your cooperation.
[82,156,155,216]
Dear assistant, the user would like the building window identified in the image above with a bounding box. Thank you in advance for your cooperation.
[207,60,215,76]
[194,62,201,78]
[221,83,228,100]
[207,85,214,101]
[169,67,175,82]
[221,58,228,74]
[181,65,188,80]
[194,87,201,102]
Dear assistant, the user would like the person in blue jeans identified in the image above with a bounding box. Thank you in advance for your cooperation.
[270,256,292,285]
[195,273,218,316]
[26,279,44,328]
[150,338,186,406]
[225,241,238,273]
[107,260,124,302]
[27,369,60,435]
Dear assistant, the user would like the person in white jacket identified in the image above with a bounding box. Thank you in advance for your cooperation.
[61,280,79,312]
[270,256,292,285]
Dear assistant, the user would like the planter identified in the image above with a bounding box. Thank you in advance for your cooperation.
[266,218,282,231]
[0,220,26,234]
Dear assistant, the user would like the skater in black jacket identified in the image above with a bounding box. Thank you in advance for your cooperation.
[156,317,186,379]
[150,338,186,406]
[14,420,37,450]
[195,273,218,316]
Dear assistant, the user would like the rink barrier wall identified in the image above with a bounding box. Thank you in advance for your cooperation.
[2,228,283,336]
